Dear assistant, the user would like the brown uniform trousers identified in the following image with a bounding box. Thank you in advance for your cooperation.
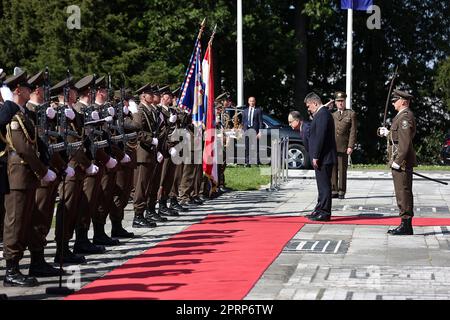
[388,108,417,218]
[55,108,93,243]
[331,109,357,196]
[133,103,158,215]
[179,125,198,202]
[169,163,184,200]
[3,110,48,262]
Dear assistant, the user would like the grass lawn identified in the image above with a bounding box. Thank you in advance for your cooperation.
[224,165,272,191]
[351,164,450,171]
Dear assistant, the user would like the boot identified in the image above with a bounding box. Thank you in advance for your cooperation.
[29,250,63,277]
[145,208,168,222]
[54,242,86,265]
[111,221,134,238]
[170,198,189,212]
[74,228,106,254]
[132,214,157,228]
[4,259,39,287]
[387,218,414,235]
[158,200,179,216]
[93,223,120,246]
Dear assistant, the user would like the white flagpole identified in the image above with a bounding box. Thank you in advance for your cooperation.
[345,8,353,110]
[237,0,244,107]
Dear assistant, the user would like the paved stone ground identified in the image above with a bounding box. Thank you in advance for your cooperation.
[1,169,450,300]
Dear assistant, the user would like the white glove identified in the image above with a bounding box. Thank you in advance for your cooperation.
[0,85,13,102]
[42,169,57,182]
[169,114,177,123]
[104,116,114,123]
[391,162,401,170]
[152,138,159,146]
[129,100,138,114]
[64,108,76,120]
[91,111,100,121]
[107,106,115,117]
[46,107,56,119]
[85,163,99,176]
[120,154,131,164]
[157,152,164,163]
[377,127,389,137]
[106,157,118,169]
[65,166,75,178]
[123,105,129,115]
[169,147,178,157]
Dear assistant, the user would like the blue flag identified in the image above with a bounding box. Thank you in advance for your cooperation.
[341,0,373,10]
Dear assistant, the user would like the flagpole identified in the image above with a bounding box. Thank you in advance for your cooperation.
[237,0,244,107]
[345,8,353,110]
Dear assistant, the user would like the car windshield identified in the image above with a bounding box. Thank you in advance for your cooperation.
[263,114,283,127]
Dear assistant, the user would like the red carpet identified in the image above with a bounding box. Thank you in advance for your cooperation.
[65,214,450,300]
[65,215,306,300]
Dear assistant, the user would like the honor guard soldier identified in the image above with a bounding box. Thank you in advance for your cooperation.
[331,91,357,199]
[132,83,160,228]
[2,71,57,287]
[51,76,91,264]
[377,89,417,235]
[215,92,232,193]
[26,71,69,277]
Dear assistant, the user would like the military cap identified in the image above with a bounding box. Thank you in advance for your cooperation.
[51,77,76,96]
[215,92,230,102]
[334,91,347,101]
[392,89,414,101]
[27,70,47,89]
[3,70,33,90]
[151,84,160,95]
[75,75,96,93]
[135,83,153,95]
[159,85,172,96]
[172,87,180,97]
[95,75,107,89]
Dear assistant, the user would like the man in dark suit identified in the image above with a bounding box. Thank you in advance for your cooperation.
[242,96,263,167]
[304,92,337,221]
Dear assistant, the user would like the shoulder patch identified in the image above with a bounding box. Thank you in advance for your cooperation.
[401,120,409,129]
[10,121,20,130]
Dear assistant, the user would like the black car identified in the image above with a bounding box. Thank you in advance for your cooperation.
[223,108,310,169]
[441,133,450,165]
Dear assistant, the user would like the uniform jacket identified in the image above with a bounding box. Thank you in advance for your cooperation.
[135,102,158,163]
[332,109,357,153]
[1,101,20,194]
[388,108,417,168]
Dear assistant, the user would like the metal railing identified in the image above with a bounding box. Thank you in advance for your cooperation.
[269,136,289,190]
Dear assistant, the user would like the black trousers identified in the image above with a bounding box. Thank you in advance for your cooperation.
[245,132,260,165]
[314,164,334,215]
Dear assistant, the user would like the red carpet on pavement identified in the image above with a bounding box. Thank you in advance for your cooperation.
[65,214,450,300]
[65,215,306,300]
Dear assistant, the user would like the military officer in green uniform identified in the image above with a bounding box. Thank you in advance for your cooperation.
[331,91,357,199]
[377,89,417,235]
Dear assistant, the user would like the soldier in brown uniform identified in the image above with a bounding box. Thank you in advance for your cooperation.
[377,89,417,235]
[72,75,116,254]
[331,91,357,199]
[2,71,57,287]
[0,69,10,243]
[25,71,70,277]
[51,76,92,264]
[132,83,159,228]
[109,89,137,238]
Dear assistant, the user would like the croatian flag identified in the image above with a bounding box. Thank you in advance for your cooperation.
[201,41,218,187]
[341,0,373,10]
[178,38,205,127]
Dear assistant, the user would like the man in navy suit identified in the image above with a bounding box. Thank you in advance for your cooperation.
[304,92,337,221]
[242,96,263,167]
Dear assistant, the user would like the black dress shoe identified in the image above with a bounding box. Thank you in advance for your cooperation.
[74,240,106,255]
[145,210,168,222]
[93,234,121,246]
[338,194,345,199]
[159,206,180,216]
[4,260,39,287]
[305,211,320,219]
[308,212,331,222]
[192,197,204,205]
[170,202,189,212]
[111,223,135,238]
[332,194,339,199]
[132,215,157,228]
[54,247,86,265]
[29,261,64,278]
[388,219,413,235]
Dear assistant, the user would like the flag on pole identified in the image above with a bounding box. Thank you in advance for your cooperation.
[178,37,205,127]
[202,32,219,188]
[341,0,373,10]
